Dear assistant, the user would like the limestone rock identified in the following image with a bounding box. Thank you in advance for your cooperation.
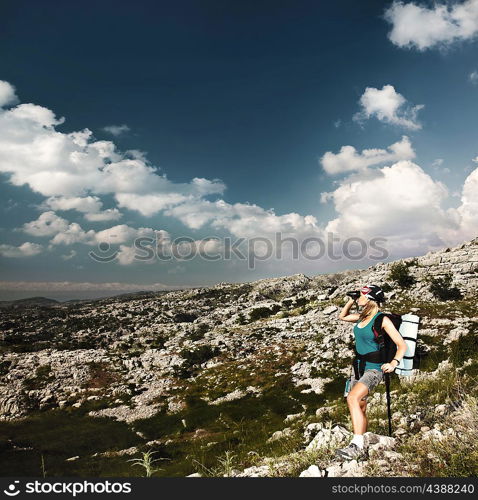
[299,465,322,477]
[322,305,338,315]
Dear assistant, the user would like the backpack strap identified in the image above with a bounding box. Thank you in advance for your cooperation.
[373,311,397,437]
[372,312,387,363]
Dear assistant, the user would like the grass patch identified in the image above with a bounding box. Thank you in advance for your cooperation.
[0,402,140,477]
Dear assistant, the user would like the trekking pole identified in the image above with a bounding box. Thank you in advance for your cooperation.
[384,372,392,437]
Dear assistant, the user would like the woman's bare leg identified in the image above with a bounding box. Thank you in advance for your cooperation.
[359,399,367,434]
[346,381,369,435]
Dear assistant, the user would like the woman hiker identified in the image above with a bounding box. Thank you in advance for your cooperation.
[334,284,407,460]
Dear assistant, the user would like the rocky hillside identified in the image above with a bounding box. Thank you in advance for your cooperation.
[0,237,477,477]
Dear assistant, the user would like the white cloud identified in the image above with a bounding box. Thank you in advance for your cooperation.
[323,160,458,254]
[320,136,415,175]
[0,80,19,107]
[4,79,478,269]
[22,211,69,237]
[12,103,65,127]
[84,209,122,221]
[469,70,478,84]
[164,198,322,241]
[1,80,328,264]
[0,89,225,208]
[20,213,194,268]
[93,224,158,245]
[20,211,160,248]
[43,196,122,221]
[48,222,96,246]
[444,167,478,242]
[116,244,140,265]
[354,85,424,130]
[0,241,43,258]
[115,192,190,216]
[44,196,103,213]
[385,0,478,51]
[102,124,130,136]
[51,222,162,247]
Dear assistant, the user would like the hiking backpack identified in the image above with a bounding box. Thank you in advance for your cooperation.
[352,311,421,436]
[372,312,421,375]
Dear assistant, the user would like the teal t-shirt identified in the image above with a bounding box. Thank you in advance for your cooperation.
[353,311,383,371]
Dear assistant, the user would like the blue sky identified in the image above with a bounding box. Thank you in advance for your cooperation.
[1,0,478,299]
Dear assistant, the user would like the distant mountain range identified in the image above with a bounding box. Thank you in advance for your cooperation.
[0,290,176,309]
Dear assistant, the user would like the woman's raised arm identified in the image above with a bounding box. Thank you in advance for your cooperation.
[338,297,360,323]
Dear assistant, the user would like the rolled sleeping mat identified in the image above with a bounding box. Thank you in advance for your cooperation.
[395,313,420,377]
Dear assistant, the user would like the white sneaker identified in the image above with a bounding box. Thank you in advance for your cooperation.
[334,443,367,460]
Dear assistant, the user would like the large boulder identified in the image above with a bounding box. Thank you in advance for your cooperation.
[305,422,351,451]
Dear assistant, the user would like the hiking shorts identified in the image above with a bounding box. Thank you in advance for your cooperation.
[349,368,384,400]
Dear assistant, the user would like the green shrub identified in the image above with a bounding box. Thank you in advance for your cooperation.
[381,282,393,293]
[387,262,416,288]
[428,273,463,301]
[175,345,221,378]
[281,299,293,309]
[249,305,280,322]
[0,359,12,377]
[173,312,198,323]
[294,297,308,308]
[190,323,208,341]
[235,313,246,325]
[180,345,220,366]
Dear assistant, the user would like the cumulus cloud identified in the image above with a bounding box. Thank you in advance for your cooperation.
[19,211,232,266]
[3,78,478,270]
[44,196,103,213]
[115,245,140,265]
[0,79,328,262]
[320,136,415,175]
[354,85,424,130]
[42,196,122,221]
[84,209,122,221]
[0,81,19,107]
[21,211,162,248]
[0,86,225,212]
[115,192,191,217]
[0,242,43,258]
[163,198,321,242]
[22,211,69,237]
[384,0,478,51]
[444,167,478,242]
[322,160,460,255]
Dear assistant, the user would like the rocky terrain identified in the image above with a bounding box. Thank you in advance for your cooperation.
[0,237,477,477]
